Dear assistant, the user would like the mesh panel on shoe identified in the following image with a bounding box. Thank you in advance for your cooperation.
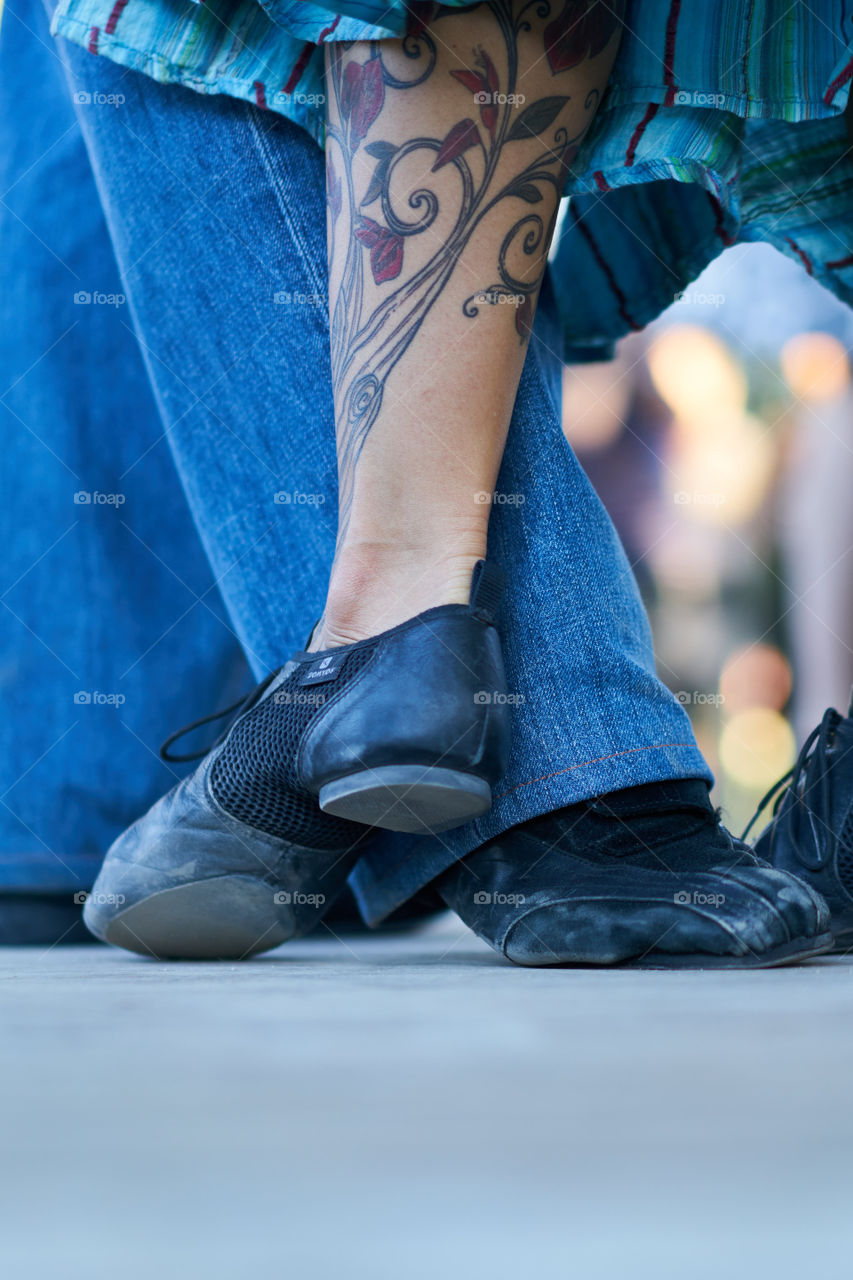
[836,807,853,896]
[209,645,377,849]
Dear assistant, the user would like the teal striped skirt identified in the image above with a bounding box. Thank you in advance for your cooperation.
[49,0,853,360]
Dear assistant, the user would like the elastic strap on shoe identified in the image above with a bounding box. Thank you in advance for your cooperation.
[468,560,505,624]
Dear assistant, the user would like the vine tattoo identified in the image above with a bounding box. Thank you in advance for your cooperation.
[325,0,621,522]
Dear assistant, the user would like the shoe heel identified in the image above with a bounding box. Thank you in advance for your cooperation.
[318,765,492,834]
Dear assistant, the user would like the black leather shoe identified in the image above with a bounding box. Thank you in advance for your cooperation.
[437,779,833,968]
[83,561,509,958]
[749,692,853,949]
[295,560,509,833]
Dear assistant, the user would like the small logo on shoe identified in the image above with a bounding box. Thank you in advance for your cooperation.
[298,654,346,687]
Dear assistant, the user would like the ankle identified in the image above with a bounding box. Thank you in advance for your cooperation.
[314,539,485,649]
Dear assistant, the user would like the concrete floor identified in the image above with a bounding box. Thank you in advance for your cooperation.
[1,913,852,1279]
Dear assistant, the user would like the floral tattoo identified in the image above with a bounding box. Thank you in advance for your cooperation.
[325,0,621,523]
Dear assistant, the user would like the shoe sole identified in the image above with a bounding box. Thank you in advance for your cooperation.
[87,875,294,960]
[319,765,492,834]
[508,931,837,970]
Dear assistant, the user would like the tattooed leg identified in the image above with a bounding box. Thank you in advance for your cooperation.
[316,0,621,648]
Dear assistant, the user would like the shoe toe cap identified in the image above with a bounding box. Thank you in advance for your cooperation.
[500,867,827,967]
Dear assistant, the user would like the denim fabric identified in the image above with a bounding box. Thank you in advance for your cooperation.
[24,0,711,923]
[0,0,250,895]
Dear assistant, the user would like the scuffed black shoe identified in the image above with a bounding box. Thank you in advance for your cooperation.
[437,779,833,968]
[749,692,853,950]
[84,561,509,959]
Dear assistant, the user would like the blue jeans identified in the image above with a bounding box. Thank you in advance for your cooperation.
[3,0,711,923]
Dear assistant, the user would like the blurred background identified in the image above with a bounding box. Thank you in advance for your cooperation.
[562,242,853,833]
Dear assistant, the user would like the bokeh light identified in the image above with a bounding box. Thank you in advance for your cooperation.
[719,644,793,712]
[780,332,850,403]
[647,325,747,423]
[562,357,632,452]
[665,409,774,524]
[719,708,796,790]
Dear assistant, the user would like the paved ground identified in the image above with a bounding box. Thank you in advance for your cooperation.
[1,914,852,1278]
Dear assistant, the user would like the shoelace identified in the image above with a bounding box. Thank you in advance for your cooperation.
[160,669,280,763]
[741,707,840,870]
[158,618,323,763]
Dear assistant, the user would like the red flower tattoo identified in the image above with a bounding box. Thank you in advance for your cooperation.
[354,216,404,284]
[450,48,500,140]
[341,54,385,148]
[544,0,621,75]
[432,118,482,171]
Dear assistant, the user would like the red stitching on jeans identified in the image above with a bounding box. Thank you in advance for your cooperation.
[494,743,700,798]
